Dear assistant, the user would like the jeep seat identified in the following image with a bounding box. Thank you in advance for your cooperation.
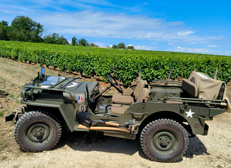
[110,104,130,115]
[111,88,150,115]
[136,88,150,102]
[182,79,199,98]
[112,79,147,104]
[112,94,134,104]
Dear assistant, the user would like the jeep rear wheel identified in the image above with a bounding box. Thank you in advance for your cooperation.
[140,119,189,162]
[14,111,62,152]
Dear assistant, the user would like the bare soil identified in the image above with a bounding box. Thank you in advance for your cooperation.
[0,57,231,168]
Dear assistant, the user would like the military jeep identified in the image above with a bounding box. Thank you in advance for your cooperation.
[6,68,230,162]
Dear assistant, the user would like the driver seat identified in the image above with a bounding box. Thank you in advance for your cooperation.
[110,80,150,115]
[112,79,147,105]
[111,88,150,115]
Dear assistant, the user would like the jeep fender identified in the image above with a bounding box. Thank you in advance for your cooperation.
[130,102,208,135]
[21,100,76,132]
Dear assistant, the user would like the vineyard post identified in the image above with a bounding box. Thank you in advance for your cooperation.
[36,54,38,64]
[214,69,218,79]
[168,69,173,80]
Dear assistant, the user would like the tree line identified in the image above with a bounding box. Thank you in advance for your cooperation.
[0,16,134,49]
[112,43,134,49]
[0,16,95,46]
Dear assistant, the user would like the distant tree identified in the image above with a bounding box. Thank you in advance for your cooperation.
[0,21,10,40]
[43,33,57,44]
[71,37,78,45]
[112,44,117,49]
[56,36,69,45]
[89,43,98,47]
[127,45,134,50]
[43,33,69,45]
[10,16,44,42]
[0,21,8,27]
[78,38,89,46]
[117,42,126,49]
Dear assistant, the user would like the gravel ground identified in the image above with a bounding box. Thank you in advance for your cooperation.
[1,112,231,168]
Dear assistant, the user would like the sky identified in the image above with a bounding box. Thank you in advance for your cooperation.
[0,0,230,55]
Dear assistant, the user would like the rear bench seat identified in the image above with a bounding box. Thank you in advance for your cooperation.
[182,79,199,98]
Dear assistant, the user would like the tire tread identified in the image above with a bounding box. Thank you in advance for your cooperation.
[140,119,189,162]
[14,110,62,152]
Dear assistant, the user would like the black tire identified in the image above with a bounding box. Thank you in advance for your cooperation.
[140,119,189,162]
[14,111,62,152]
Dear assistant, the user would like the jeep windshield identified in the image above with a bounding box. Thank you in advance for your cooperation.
[32,75,66,89]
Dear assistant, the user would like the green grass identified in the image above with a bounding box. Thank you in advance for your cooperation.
[0,109,9,117]
[9,94,15,99]
[0,139,8,152]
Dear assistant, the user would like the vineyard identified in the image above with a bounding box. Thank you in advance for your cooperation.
[0,40,230,85]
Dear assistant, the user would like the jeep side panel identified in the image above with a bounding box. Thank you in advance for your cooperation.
[130,102,210,135]
[21,100,77,132]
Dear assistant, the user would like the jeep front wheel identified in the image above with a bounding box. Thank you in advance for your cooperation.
[14,111,62,152]
[140,119,189,162]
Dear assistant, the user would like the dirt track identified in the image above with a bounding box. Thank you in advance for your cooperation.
[0,58,231,168]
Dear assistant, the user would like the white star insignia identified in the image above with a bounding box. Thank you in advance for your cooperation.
[185,109,195,118]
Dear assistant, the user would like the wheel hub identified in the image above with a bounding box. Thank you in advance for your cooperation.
[153,131,177,151]
[32,127,45,138]
[27,123,50,142]
[158,136,171,147]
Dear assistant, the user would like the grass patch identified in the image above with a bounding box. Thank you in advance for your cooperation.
[9,94,15,99]
[0,109,8,117]
[0,139,8,152]
[0,109,13,117]
[10,83,17,87]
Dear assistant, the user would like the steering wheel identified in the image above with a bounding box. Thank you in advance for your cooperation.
[106,73,123,94]
[86,84,90,105]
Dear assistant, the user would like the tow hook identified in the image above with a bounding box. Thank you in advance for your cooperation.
[5,106,27,122]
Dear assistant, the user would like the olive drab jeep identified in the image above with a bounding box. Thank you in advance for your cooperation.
[5,68,230,162]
